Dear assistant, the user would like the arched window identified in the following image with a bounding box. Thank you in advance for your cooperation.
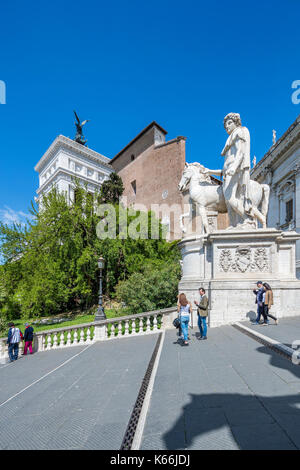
[131,154,135,161]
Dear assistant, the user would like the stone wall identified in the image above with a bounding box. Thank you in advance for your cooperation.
[116,137,186,240]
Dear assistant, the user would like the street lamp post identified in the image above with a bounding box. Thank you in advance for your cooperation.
[95,256,106,321]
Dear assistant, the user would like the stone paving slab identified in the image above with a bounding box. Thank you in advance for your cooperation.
[240,315,300,348]
[0,345,88,404]
[0,334,158,450]
[141,326,300,450]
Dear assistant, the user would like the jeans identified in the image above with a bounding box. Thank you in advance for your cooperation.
[8,343,19,362]
[198,315,207,337]
[255,304,264,323]
[180,316,189,341]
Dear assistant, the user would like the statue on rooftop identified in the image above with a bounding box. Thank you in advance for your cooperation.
[74,110,89,146]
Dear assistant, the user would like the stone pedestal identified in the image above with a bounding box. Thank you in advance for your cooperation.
[178,229,300,328]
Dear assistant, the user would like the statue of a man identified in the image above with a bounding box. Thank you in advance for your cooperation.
[205,113,253,227]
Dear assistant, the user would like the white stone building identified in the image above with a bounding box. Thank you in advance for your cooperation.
[251,115,300,278]
[35,135,113,204]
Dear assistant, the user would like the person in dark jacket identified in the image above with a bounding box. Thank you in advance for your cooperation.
[252,281,266,324]
[7,322,23,362]
[23,323,34,355]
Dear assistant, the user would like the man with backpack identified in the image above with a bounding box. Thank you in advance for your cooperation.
[7,322,23,362]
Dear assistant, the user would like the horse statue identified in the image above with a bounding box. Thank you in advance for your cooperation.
[178,162,270,234]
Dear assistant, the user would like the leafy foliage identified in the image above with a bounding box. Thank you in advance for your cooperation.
[98,172,124,204]
[0,183,181,319]
[115,262,181,314]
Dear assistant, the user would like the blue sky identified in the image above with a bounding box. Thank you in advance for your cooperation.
[0,0,299,224]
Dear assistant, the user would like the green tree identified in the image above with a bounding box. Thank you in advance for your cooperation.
[99,172,124,204]
[0,183,181,319]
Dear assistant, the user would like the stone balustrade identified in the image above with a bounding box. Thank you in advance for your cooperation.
[0,307,177,364]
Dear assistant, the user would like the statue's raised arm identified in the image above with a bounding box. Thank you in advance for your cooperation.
[203,168,223,177]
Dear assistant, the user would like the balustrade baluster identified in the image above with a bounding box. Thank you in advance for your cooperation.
[118,321,122,337]
[131,319,136,335]
[60,331,65,347]
[124,320,129,336]
[66,330,72,347]
[46,333,52,350]
[79,328,85,344]
[139,318,143,334]
[53,333,58,349]
[110,323,115,339]
[87,328,91,343]
[153,314,158,331]
[73,329,78,345]
[146,317,151,333]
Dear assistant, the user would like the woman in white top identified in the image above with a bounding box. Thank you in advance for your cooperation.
[177,293,192,345]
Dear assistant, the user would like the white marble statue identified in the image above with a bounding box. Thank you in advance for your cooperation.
[178,113,270,233]
[178,162,270,233]
[203,113,270,230]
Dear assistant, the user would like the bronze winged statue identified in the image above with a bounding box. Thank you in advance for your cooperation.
[74,110,89,145]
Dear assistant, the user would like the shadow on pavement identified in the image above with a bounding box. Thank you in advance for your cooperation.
[162,392,300,450]
[246,310,257,322]
[256,344,300,379]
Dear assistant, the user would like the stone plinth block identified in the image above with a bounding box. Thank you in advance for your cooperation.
[178,229,300,327]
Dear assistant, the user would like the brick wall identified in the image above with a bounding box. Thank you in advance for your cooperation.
[111,126,157,173]
[116,137,186,239]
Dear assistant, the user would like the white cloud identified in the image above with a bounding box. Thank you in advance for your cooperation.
[0,206,33,225]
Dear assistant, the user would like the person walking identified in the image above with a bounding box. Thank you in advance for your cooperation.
[176,295,183,341]
[7,323,23,362]
[194,287,209,340]
[178,293,192,345]
[263,282,278,325]
[22,322,34,355]
[252,281,265,325]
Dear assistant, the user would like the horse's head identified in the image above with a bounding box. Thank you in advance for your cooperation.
[178,163,211,192]
[178,163,194,191]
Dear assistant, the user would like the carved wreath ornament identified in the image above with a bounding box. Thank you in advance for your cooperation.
[219,246,269,273]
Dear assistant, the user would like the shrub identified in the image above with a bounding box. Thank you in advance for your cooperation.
[115,262,181,314]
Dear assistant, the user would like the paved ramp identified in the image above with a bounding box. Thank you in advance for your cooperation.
[0,335,158,450]
[3,319,300,450]
[141,326,300,450]
[240,316,300,348]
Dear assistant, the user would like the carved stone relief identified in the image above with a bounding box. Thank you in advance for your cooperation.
[219,246,270,273]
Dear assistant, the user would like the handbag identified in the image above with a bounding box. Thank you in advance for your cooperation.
[173,317,181,329]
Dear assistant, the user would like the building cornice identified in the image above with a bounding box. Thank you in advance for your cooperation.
[251,115,300,180]
[36,168,106,195]
[154,136,186,149]
[35,135,112,173]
